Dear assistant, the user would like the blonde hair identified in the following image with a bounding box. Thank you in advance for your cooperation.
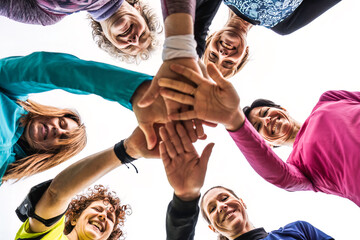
[2,100,87,183]
[90,0,162,64]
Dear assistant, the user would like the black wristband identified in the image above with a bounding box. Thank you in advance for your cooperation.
[114,139,138,173]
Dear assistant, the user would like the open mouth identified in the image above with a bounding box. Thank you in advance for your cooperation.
[220,41,236,50]
[222,210,235,222]
[90,221,103,232]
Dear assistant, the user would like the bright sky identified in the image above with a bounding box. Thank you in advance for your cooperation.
[0,1,359,239]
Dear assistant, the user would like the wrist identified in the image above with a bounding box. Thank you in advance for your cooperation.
[224,109,245,131]
[175,190,200,202]
[164,13,193,37]
[123,138,141,159]
[131,81,150,106]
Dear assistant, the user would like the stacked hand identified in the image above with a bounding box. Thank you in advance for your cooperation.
[136,58,207,148]
[158,63,245,131]
[160,122,214,201]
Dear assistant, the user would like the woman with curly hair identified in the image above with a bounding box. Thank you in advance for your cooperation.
[0,0,162,63]
[14,123,156,239]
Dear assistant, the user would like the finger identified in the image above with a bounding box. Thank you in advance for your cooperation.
[158,78,195,95]
[176,123,196,153]
[206,63,229,88]
[165,122,184,154]
[199,143,215,168]
[202,121,218,128]
[168,111,197,121]
[160,89,195,105]
[160,141,171,167]
[137,80,160,108]
[159,126,177,158]
[198,133,207,140]
[182,119,197,143]
[139,123,157,150]
[170,64,204,85]
[194,119,205,139]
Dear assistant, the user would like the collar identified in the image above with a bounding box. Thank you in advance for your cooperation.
[234,228,268,240]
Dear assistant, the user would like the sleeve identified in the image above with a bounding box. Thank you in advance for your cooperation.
[160,0,196,21]
[289,221,334,240]
[166,194,200,240]
[318,90,360,103]
[194,0,222,57]
[0,51,153,110]
[228,118,315,192]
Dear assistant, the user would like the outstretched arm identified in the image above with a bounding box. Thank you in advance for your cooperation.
[159,63,314,192]
[0,51,152,110]
[160,122,214,240]
[26,125,158,233]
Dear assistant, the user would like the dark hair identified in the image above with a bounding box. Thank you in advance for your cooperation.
[243,99,281,119]
[200,186,240,240]
[64,185,131,239]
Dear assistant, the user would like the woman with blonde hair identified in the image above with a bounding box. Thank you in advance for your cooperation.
[15,121,158,239]
[0,51,167,184]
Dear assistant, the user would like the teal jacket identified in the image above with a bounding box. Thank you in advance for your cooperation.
[0,51,152,184]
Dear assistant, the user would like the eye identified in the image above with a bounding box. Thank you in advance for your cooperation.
[263,108,270,117]
[118,24,133,37]
[209,206,216,213]
[221,196,228,201]
[108,214,114,222]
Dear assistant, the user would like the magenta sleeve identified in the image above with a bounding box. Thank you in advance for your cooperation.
[228,118,315,192]
[161,0,196,21]
[319,90,360,103]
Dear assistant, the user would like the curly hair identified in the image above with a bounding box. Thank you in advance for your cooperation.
[64,185,131,239]
[90,0,162,64]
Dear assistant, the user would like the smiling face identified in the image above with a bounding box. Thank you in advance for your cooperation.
[100,1,152,56]
[204,29,247,78]
[23,116,78,151]
[202,188,249,239]
[73,200,116,240]
[248,106,294,145]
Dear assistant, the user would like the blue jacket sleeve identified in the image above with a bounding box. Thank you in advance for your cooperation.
[0,51,153,110]
[286,221,334,240]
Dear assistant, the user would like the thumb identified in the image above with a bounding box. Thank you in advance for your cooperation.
[140,123,157,150]
[199,143,215,167]
[207,63,229,88]
[137,80,160,108]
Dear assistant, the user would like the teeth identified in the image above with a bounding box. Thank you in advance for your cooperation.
[90,221,102,231]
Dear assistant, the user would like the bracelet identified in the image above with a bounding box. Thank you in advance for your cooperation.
[114,139,138,173]
[162,34,198,61]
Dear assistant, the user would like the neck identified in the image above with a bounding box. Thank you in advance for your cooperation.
[225,11,252,35]
[283,120,302,147]
[66,229,78,240]
[230,221,255,239]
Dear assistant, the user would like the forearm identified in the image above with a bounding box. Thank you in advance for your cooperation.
[34,148,121,220]
[161,0,196,22]
[0,52,152,110]
[166,194,199,240]
[228,119,314,191]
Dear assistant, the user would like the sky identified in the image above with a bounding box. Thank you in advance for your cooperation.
[0,1,359,239]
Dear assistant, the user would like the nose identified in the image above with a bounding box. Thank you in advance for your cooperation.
[98,212,106,222]
[260,116,271,127]
[219,47,228,56]
[127,34,138,44]
[218,203,228,213]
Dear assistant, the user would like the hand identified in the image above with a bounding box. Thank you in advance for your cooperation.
[160,122,214,201]
[137,58,206,141]
[159,63,245,131]
[132,82,168,149]
[124,125,161,159]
